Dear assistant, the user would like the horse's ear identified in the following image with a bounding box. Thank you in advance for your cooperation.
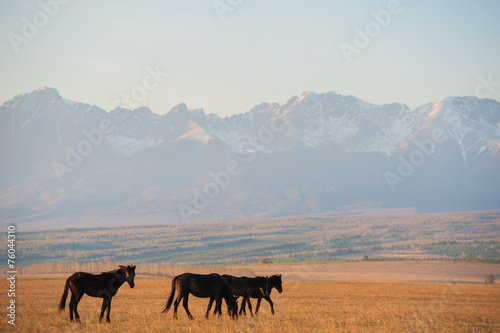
[131,265,136,270]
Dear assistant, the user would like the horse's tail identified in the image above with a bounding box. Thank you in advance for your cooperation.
[162,276,177,313]
[58,277,71,312]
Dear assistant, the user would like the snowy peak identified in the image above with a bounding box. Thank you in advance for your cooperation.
[1,87,89,138]
[177,120,213,144]
[14,86,61,102]
[3,87,62,114]
[277,91,414,153]
[419,97,500,164]
[1,87,499,161]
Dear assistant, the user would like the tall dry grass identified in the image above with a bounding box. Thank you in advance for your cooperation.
[0,277,499,332]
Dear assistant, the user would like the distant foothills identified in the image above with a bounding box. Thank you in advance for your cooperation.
[0,87,499,229]
[16,211,500,266]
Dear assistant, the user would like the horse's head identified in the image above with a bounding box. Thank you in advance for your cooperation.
[271,274,283,293]
[119,265,136,288]
[228,297,238,320]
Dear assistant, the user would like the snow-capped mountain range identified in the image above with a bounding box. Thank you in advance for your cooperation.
[1,87,499,229]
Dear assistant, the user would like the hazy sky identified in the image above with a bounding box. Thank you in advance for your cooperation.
[1,0,499,116]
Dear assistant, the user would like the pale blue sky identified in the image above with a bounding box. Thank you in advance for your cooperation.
[1,0,499,116]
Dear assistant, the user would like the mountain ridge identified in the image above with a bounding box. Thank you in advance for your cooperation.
[1,87,499,229]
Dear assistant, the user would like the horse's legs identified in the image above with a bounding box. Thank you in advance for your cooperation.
[255,297,261,314]
[173,293,182,319]
[239,297,246,315]
[214,296,223,316]
[99,299,106,323]
[206,297,214,319]
[106,298,112,323]
[69,293,76,322]
[250,297,258,314]
[71,292,83,323]
[246,295,254,316]
[264,295,275,314]
[235,296,243,315]
[182,293,193,320]
[212,297,218,315]
[99,296,111,323]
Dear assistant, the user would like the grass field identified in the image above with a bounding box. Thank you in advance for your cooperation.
[1,277,499,332]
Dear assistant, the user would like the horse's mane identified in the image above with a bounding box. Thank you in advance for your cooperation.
[99,267,125,276]
[111,266,126,274]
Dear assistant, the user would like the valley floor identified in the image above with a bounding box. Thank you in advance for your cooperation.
[0,278,498,332]
[19,260,500,284]
[240,260,500,284]
[1,261,499,332]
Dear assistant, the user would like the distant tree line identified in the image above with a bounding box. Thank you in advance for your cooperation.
[18,260,256,277]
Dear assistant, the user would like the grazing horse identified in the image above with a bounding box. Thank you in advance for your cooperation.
[222,274,269,316]
[163,273,238,320]
[58,265,136,323]
[240,274,282,315]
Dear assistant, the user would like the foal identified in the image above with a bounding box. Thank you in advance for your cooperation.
[222,274,269,316]
[240,274,282,315]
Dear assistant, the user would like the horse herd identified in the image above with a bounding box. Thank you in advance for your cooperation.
[58,265,283,323]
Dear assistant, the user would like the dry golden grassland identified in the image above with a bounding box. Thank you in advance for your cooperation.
[1,277,499,332]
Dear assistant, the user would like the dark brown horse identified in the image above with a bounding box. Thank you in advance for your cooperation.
[58,265,136,323]
[221,274,269,316]
[162,273,238,320]
[240,274,282,315]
